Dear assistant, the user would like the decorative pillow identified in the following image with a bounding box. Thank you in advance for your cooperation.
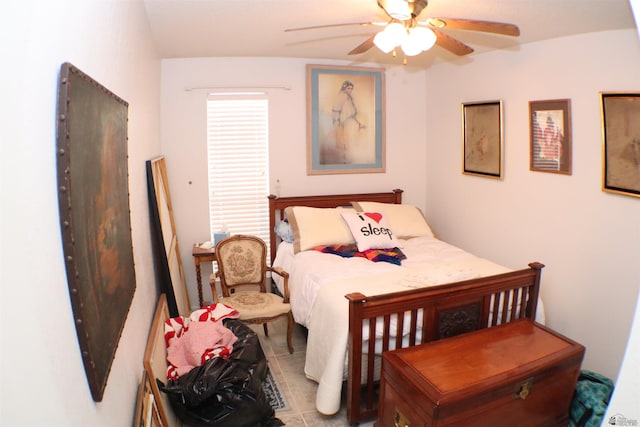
[274,219,295,243]
[340,211,399,252]
[351,201,434,239]
[284,206,355,253]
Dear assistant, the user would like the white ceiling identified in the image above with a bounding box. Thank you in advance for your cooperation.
[143,0,637,68]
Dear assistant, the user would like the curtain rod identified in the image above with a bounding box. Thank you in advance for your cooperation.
[184,86,291,92]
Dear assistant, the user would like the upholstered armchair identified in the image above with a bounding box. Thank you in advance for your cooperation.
[211,234,293,354]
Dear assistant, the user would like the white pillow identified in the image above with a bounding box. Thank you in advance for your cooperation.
[284,206,355,253]
[351,201,434,239]
[341,211,399,252]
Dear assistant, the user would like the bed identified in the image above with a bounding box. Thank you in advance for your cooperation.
[268,189,544,425]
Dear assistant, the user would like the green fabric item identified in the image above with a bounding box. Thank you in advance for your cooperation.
[569,370,615,427]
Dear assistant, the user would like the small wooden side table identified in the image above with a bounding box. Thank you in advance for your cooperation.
[192,244,216,308]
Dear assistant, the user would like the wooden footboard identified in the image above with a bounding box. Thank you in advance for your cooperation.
[345,262,544,425]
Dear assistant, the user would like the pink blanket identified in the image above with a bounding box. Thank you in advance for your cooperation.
[164,303,240,379]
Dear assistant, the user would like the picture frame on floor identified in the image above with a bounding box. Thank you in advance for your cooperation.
[134,372,164,427]
[146,156,192,316]
[600,92,640,198]
[529,99,572,174]
[462,100,503,179]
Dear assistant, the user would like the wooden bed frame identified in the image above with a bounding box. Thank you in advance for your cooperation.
[268,189,543,425]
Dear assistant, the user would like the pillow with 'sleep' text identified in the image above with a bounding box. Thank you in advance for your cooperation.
[341,211,399,252]
[351,201,434,239]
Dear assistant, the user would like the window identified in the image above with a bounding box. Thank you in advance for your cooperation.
[206,93,270,261]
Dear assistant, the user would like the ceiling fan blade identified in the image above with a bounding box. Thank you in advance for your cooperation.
[431,27,474,56]
[426,18,520,37]
[285,22,377,32]
[348,34,376,55]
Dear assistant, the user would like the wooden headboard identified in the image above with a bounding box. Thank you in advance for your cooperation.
[267,189,403,263]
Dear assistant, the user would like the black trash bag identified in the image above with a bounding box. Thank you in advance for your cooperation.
[159,319,284,427]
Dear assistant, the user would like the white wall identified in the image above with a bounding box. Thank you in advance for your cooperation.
[1,1,161,425]
[424,29,640,380]
[2,5,636,424]
[160,58,429,305]
[605,290,640,423]
[633,0,640,39]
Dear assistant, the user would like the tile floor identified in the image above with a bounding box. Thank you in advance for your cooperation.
[251,318,375,427]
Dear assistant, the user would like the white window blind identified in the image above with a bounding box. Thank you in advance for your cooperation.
[206,94,270,262]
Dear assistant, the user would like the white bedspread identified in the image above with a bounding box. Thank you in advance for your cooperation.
[272,236,545,415]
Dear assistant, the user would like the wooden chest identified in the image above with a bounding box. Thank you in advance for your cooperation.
[376,320,585,427]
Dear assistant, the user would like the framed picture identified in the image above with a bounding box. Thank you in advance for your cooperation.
[601,92,640,198]
[529,99,572,174]
[306,64,385,175]
[134,372,164,427]
[144,295,178,427]
[462,100,503,179]
[146,156,191,317]
[56,62,136,401]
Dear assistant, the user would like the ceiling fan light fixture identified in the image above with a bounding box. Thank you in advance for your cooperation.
[411,26,436,51]
[400,31,424,56]
[373,22,406,53]
[397,27,436,57]
[373,31,395,53]
[385,21,407,41]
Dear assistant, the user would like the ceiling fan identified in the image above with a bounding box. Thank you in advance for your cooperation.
[285,0,520,60]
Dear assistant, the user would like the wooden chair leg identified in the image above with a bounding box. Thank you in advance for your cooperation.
[287,312,294,354]
[263,323,269,337]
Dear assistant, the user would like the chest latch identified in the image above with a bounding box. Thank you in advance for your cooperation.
[514,377,534,400]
